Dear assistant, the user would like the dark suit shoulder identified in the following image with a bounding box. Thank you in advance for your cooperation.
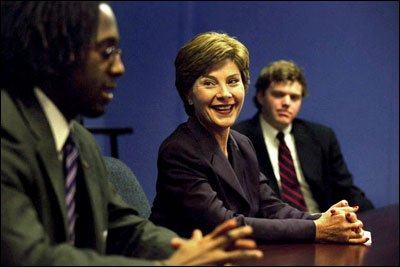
[158,122,193,152]
[230,128,253,146]
[157,121,213,170]
[293,118,335,139]
[232,115,258,135]
[1,89,35,144]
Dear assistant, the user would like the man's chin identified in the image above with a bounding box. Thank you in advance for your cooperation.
[277,116,293,125]
[274,119,292,130]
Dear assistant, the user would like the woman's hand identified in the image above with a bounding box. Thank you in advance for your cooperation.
[158,219,263,266]
[314,200,369,244]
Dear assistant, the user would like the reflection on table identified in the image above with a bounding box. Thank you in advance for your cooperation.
[235,204,399,266]
[313,243,369,266]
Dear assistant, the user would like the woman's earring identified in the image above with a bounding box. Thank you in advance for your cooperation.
[188,99,193,105]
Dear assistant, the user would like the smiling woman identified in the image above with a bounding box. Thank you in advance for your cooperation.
[149,31,369,246]
[189,58,245,154]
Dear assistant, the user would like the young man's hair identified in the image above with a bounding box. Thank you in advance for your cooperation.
[1,1,103,90]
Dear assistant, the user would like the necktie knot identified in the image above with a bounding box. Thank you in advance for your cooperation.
[64,135,76,153]
[277,132,284,142]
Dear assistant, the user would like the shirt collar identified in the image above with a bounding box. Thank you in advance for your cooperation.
[259,114,292,141]
[34,87,70,154]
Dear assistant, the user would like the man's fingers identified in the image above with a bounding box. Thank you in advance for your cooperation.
[225,226,253,242]
[208,219,238,239]
[233,239,257,249]
[170,237,186,249]
[206,225,254,249]
[191,229,203,241]
[216,225,253,248]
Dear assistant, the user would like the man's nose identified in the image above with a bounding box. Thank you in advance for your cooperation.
[110,55,125,77]
[282,95,291,105]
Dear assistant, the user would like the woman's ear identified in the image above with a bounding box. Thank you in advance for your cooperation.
[187,91,194,105]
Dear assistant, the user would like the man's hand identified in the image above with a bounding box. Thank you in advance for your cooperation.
[160,219,263,266]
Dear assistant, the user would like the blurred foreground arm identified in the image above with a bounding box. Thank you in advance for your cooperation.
[158,219,263,266]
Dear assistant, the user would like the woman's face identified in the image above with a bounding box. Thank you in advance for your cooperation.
[189,59,245,134]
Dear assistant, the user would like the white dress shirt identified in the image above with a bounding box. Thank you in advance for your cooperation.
[34,87,70,162]
[259,114,320,214]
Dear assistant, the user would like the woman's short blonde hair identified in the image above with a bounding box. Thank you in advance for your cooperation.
[175,31,250,116]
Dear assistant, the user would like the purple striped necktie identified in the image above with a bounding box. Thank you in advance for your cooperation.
[63,134,79,245]
[277,132,308,211]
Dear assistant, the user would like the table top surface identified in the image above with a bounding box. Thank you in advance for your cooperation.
[235,203,399,266]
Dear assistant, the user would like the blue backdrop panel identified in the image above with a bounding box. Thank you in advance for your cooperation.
[85,1,399,208]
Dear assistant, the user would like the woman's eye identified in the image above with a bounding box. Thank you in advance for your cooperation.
[228,79,239,84]
[203,80,215,86]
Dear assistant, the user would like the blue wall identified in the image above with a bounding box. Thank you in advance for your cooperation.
[85,1,399,209]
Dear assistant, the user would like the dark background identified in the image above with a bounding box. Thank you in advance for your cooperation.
[85,1,399,209]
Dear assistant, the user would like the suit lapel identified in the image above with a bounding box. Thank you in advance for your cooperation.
[210,145,248,202]
[70,123,106,252]
[18,92,69,232]
[250,115,281,196]
[188,117,249,204]
[292,120,320,185]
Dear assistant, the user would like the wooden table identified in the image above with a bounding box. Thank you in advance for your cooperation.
[236,204,399,266]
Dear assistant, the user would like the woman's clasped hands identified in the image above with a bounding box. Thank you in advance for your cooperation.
[314,200,369,243]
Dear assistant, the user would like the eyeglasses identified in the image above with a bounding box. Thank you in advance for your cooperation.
[101,46,123,60]
[91,44,123,61]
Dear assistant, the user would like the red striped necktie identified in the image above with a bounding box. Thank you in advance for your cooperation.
[63,134,79,244]
[277,132,308,211]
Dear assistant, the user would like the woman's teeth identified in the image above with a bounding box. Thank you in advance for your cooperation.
[213,105,232,111]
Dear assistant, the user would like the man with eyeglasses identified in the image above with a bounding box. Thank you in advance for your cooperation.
[1,1,262,265]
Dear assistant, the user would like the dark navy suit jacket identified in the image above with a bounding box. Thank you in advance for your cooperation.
[150,116,320,243]
[232,114,374,212]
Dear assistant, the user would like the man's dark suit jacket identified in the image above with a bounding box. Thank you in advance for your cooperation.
[150,116,320,243]
[232,114,374,212]
[1,88,177,265]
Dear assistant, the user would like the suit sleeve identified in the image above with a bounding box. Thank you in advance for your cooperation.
[105,177,178,260]
[75,123,179,261]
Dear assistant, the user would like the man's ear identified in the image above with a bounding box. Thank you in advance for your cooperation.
[256,90,265,107]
